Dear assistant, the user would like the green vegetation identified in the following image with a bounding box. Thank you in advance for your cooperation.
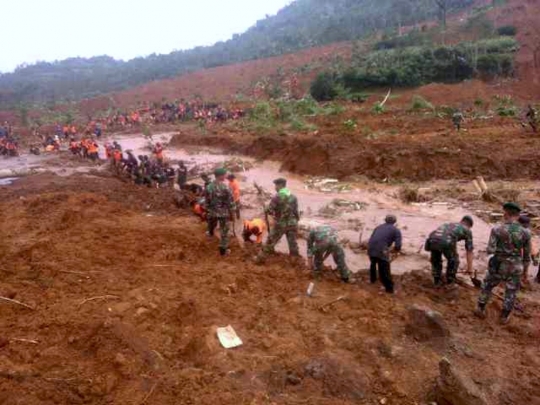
[410,95,434,111]
[343,119,358,130]
[311,37,518,101]
[0,0,475,108]
[497,25,517,36]
[247,97,348,133]
[494,95,518,117]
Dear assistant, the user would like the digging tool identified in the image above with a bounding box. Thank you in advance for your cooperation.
[318,295,347,311]
[471,268,482,289]
[254,181,271,234]
[456,277,525,313]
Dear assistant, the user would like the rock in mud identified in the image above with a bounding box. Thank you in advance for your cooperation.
[433,357,488,405]
[405,304,450,342]
[304,357,368,400]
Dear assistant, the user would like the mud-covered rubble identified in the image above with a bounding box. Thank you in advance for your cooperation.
[0,173,539,405]
[305,177,353,193]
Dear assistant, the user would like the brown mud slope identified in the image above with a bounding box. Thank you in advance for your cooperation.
[78,42,352,115]
[170,114,540,181]
[1,172,540,404]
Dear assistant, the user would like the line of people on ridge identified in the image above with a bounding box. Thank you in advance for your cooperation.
[199,169,535,326]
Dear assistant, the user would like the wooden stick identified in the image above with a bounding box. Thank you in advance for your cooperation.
[318,296,346,310]
[0,296,35,310]
[141,382,158,404]
[78,295,120,307]
[10,338,39,344]
[60,270,99,276]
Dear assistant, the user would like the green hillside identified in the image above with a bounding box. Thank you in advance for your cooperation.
[0,0,474,107]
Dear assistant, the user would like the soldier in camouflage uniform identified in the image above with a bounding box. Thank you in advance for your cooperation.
[425,216,474,287]
[205,168,235,256]
[307,225,350,282]
[475,203,531,324]
[452,110,465,131]
[525,105,538,133]
[262,178,300,257]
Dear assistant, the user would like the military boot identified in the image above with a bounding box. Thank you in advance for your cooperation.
[474,303,487,319]
[500,309,511,325]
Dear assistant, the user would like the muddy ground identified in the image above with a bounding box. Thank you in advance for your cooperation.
[1,168,540,405]
[169,110,540,182]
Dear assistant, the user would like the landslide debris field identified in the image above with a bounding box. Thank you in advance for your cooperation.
[1,172,540,405]
[170,102,540,182]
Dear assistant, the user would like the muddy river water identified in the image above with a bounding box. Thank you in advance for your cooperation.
[0,132,501,278]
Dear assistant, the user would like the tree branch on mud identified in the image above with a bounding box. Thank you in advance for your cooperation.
[0,296,35,310]
[78,295,120,308]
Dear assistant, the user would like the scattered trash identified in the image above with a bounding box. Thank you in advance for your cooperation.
[0,177,18,186]
[221,158,254,173]
[216,325,243,349]
[305,177,353,193]
[318,199,368,217]
[307,282,315,297]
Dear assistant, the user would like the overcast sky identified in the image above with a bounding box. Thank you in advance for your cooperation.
[0,0,292,73]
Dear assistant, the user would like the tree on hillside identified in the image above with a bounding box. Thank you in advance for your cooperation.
[434,0,448,30]
[0,0,475,108]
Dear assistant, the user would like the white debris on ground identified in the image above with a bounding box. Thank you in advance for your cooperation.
[305,177,353,193]
[318,198,368,217]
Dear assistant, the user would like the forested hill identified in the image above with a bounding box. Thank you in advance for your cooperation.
[0,0,473,108]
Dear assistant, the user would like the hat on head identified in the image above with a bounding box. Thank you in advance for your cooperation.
[385,214,397,224]
[461,215,474,227]
[519,214,531,227]
[273,178,287,186]
[214,168,227,177]
[503,202,521,214]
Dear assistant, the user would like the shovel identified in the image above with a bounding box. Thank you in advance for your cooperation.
[471,268,482,289]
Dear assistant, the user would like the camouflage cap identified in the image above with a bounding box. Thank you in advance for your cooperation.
[461,215,474,227]
[519,215,531,226]
[503,202,521,214]
[273,178,287,186]
[214,168,227,177]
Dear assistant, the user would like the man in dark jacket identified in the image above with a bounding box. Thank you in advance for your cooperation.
[368,215,402,294]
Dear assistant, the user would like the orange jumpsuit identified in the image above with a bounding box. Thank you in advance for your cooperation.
[243,219,267,244]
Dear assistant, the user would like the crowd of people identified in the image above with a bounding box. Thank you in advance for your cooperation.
[0,121,18,157]
[190,167,537,326]
[105,101,244,130]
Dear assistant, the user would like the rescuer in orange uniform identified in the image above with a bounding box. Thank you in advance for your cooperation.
[243,218,267,244]
[228,173,241,219]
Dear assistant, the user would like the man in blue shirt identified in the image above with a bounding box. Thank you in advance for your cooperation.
[368,215,402,294]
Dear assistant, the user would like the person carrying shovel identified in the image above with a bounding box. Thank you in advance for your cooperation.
[475,202,531,324]
[307,225,350,283]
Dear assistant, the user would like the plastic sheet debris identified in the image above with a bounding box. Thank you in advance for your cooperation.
[216,325,243,349]
[305,177,353,193]
[318,199,368,217]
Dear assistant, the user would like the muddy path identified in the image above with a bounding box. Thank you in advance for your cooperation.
[1,171,539,405]
[3,130,539,282]
[110,132,498,276]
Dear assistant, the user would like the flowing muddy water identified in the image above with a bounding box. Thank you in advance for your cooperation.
[0,132,497,277]
[113,132,495,276]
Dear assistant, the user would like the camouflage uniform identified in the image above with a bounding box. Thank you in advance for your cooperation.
[206,180,235,250]
[452,112,464,131]
[307,226,349,280]
[426,223,473,284]
[478,222,531,312]
[263,188,299,256]
[526,106,538,132]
